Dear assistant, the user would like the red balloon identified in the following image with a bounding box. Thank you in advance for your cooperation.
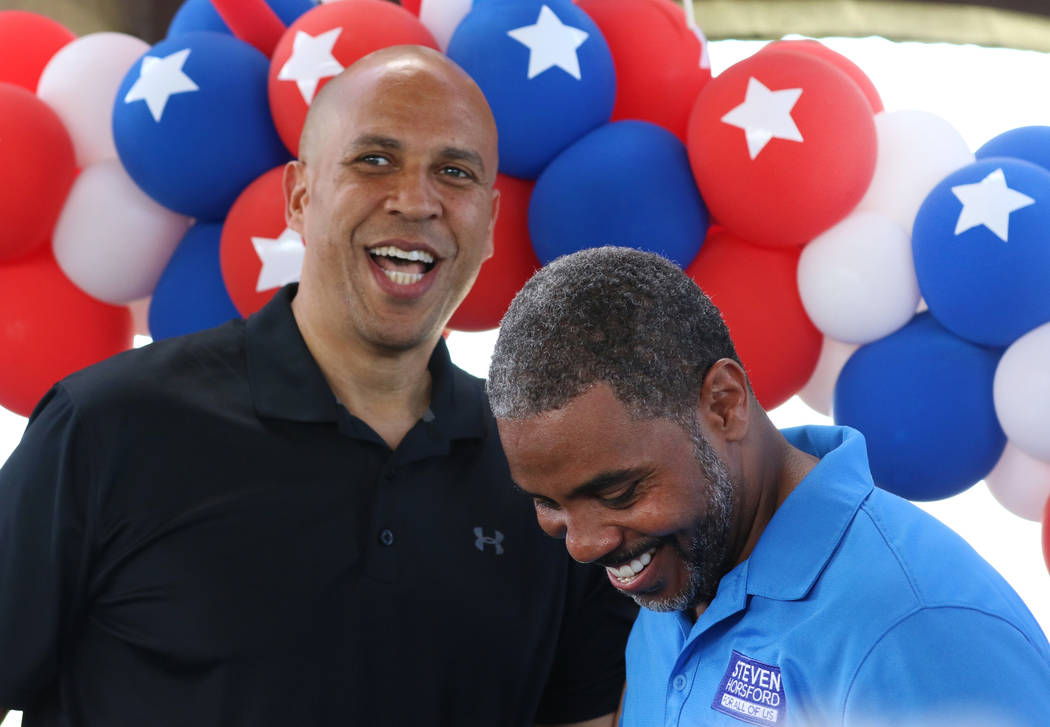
[211,0,287,57]
[220,166,293,317]
[268,0,438,156]
[576,0,710,142]
[0,83,77,263]
[0,247,133,416]
[400,0,422,15]
[0,11,75,91]
[687,49,876,247]
[762,39,883,114]
[448,175,539,332]
[686,227,821,410]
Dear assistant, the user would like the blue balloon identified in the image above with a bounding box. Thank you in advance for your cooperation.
[833,312,1005,501]
[529,121,707,267]
[113,32,291,221]
[149,222,241,340]
[168,0,318,38]
[912,157,1050,347]
[447,0,615,179]
[976,125,1050,173]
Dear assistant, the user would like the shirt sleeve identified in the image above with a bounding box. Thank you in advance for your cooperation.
[0,385,93,709]
[843,605,1050,727]
[535,559,638,725]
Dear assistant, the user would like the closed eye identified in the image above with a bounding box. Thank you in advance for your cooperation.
[533,496,561,512]
[598,480,641,509]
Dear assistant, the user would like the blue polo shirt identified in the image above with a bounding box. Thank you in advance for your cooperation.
[621,425,1050,727]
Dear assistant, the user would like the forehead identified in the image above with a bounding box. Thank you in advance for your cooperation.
[322,62,496,159]
[497,385,691,495]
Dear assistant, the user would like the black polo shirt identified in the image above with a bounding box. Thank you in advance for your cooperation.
[0,285,635,726]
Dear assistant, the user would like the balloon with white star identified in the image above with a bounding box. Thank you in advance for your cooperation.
[113,32,290,221]
[447,0,615,179]
[687,48,877,247]
[267,0,438,156]
[220,166,297,316]
[149,222,240,340]
[912,157,1050,347]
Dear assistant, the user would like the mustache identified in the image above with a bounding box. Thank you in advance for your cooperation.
[595,537,667,568]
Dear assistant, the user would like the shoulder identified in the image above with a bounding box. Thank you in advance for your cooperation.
[59,318,248,416]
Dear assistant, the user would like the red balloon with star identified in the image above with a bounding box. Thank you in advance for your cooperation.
[448,174,540,331]
[0,247,132,416]
[686,227,821,410]
[220,166,299,317]
[687,49,877,247]
[575,0,710,142]
[267,0,438,157]
[761,39,883,114]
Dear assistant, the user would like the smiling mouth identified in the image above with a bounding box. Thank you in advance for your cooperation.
[606,546,658,585]
[368,245,437,286]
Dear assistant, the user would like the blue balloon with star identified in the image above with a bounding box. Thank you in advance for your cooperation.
[447,0,616,179]
[149,222,241,340]
[529,120,708,267]
[834,312,1006,501]
[167,0,317,38]
[113,32,291,221]
[976,125,1050,173]
[912,157,1050,347]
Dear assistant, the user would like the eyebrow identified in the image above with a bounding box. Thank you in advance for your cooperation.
[517,467,646,501]
[349,134,487,175]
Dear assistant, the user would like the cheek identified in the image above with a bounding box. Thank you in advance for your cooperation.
[534,507,566,539]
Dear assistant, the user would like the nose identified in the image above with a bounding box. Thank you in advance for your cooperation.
[537,507,621,565]
[385,167,441,221]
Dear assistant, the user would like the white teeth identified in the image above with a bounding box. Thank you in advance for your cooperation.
[607,547,658,583]
[370,245,434,264]
[383,269,424,285]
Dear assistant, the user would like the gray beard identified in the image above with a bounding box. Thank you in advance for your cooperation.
[629,425,735,613]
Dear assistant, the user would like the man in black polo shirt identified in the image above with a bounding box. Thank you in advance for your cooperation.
[0,46,634,726]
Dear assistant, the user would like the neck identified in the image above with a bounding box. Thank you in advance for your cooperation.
[733,408,820,566]
[291,292,438,450]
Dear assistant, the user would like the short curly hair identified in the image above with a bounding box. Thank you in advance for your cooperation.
[487,246,743,425]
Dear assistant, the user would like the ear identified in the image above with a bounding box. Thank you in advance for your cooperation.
[482,186,500,262]
[698,359,751,442]
[283,160,308,237]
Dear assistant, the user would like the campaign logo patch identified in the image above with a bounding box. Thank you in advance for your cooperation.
[711,650,786,726]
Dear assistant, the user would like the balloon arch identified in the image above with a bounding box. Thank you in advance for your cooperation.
[0,0,1048,570]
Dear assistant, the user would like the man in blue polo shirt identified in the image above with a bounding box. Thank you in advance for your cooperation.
[487,246,1050,727]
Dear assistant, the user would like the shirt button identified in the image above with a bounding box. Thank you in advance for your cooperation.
[672,674,687,691]
[378,528,395,546]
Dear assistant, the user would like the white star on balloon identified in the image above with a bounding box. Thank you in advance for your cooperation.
[951,168,1035,242]
[278,28,345,105]
[123,48,200,123]
[507,5,590,80]
[252,228,305,292]
[721,77,804,160]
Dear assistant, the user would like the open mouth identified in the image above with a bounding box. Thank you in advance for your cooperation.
[368,245,437,286]
[606,546,658,585]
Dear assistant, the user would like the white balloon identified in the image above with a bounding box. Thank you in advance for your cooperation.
[420,0,472,51]
[798,337,859,416]
[993,321,1050,463]
[53,160,191,305]
[985,443,1050,522]
[855,110,974,232]
[797,211,920,344]
[36,32,150,169]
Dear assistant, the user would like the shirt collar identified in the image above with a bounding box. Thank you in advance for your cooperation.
[245,284,486,440]
[743,425,875,601]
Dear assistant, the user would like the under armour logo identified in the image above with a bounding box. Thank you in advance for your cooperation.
[474,527,504,555]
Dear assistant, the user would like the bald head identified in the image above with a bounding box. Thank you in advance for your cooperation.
[297,45,497,172]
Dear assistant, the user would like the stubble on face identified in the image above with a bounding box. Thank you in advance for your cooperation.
[629,425,736,614]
